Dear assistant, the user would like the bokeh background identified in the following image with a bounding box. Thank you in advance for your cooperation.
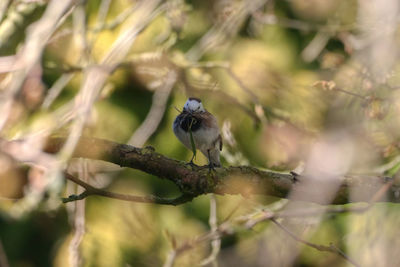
[1,0,400,266]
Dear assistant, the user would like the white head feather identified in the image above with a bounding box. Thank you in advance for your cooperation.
[183,98,205,112]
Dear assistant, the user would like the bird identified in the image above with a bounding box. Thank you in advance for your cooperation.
[173,97,222,168]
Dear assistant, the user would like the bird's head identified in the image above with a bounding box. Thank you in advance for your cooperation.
[183,97,205,113]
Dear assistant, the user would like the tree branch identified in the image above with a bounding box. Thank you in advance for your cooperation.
[39,136,400,205]
[63,173,194,205]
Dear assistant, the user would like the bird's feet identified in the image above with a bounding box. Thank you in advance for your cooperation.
[207,162,220,173]
[185,160,198,170]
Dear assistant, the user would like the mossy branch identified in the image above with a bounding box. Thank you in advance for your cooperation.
[40,137,400,205]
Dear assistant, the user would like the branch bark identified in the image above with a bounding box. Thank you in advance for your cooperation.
[40,137,400,205]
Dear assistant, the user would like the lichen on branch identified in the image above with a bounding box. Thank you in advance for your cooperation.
[40,137,400,205]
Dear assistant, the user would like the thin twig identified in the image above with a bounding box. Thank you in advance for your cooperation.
[373,155,400,174]
[41,73,74,109]
[334,87,368,100]
[252,12,355,33]
[86,0,111,54]
[243,204,371,229]
[270,218,361,267]
[170,180,396,265]
[163,250,177,267]
[301,31,331,62]
[68,159,87,267]
[200,194,221,266]
[93,0,112,31]
[92,3,139,32]
[63,173,194,205]
[244,178,394,229]
[129,70,176,147]
[170,201,367,266]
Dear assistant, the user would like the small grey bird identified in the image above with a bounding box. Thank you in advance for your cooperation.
[173,98,222,168]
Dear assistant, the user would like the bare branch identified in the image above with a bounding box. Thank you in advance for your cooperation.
[63,173,194,206]
[252,12,355,33]
[270,218,360,267]
[68,160,87,267]
[170,200,370,266]
[40,137,400,205]
[163,250,177,267]
[129,70,176,147]
[41,73,74,109]
[200,194,221,266]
